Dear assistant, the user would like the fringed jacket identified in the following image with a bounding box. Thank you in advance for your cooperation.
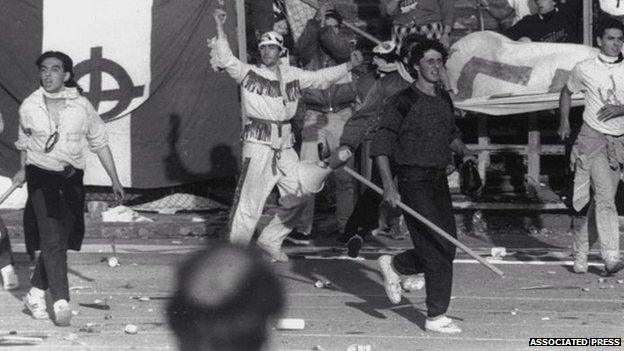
[211,37,351,148]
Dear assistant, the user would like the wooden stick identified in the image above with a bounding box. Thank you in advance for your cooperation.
[0,183,19,207]
[298,0,384,46]
[342,166,505,277]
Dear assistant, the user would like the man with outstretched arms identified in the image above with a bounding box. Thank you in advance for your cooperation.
[209,9,363,261]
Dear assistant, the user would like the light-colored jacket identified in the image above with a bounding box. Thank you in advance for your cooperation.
[211,37,351,148]
[16,87,108,171]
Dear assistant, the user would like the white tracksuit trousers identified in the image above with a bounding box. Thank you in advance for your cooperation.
[229,141,306,255]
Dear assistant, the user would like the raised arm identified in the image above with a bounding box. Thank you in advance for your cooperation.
[296,50,363,90]
[208,9,251,83]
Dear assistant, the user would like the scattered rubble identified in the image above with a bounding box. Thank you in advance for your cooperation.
[124,324,139,334]
[275,318,305,330]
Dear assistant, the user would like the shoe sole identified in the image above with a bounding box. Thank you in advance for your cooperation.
[605,261,624,275]
[378,256,401,304]
[54,308,72,327]
[425,326,462,334]
[347,236,362,258]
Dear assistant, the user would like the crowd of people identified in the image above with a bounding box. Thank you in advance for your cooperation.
[0,0,624,349]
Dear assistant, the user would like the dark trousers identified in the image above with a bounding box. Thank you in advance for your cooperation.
[0,219,13,268]
[29,188,71,302]
[343,159,402,239]
[392,166,457,318]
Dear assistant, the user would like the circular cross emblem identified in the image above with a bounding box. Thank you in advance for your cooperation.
[74,47,145,122]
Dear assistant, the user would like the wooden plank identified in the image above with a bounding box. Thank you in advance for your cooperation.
[452,200,568,210]
[466,144,564,155]
[526,113,541,198]
[477,114,490,187]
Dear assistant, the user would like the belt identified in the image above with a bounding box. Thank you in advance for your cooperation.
[245,117,292,176]
[306,103,353,114]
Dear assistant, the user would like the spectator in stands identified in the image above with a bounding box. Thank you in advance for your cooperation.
[167,243,284,351]
[13,51,125,326]
[0,109,18,291]
[380,0,456,48]
[558,17,624,275]
[503,0,581,43]
[371,39,471,334]
[479,0,536,29]
[209,9,362,261]
[287,3,361,245]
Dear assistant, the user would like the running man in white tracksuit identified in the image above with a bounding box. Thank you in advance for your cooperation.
[209,9,363,261]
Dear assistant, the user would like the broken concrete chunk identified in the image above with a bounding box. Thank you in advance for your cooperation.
[124,324,138,334]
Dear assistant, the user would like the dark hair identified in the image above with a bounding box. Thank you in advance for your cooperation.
[407,39,448,79]
[596,17,624,39]
[35,51,81,91]
[167,244,284,351]
[399,33,427,63]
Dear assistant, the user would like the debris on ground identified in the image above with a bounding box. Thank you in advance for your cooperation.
[79,297,111,310]
[598,278,607,283]
[617,280,623,284]
[541,317,550,321]
[78,323,101,333]
[491,247,507,260]
[581,287,590,292]
[402,275,425,291]
[124,324,139,334]
[518,285,579,290]
[314,280,332,289]
[275,318,305,330]
[107,256,120,267]
[69,286,93,292]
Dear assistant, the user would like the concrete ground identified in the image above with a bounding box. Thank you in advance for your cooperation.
[0,208,623,350]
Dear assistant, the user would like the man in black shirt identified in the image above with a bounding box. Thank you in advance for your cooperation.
[504,0,581,43]
[371,39,471,334]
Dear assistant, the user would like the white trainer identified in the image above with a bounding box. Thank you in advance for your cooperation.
[378,255,402,304]
[53,299,72,326]
[1,264,19,290]
[425,316,462,334]
[23,289,49,320]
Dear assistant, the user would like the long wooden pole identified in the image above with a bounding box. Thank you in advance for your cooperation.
[298,0,384,46]
[343,166,505,277]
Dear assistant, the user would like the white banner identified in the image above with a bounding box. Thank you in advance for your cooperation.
[42,0,153,186]
[447,31,597,115]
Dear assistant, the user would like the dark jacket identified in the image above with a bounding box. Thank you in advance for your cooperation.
[340,72,411,150]
[24,165,85,259]
[296,19,358,109]
[504,2,581,43]
[370,84,460,168]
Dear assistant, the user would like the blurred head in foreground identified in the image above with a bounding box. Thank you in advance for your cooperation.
[167,243,284,351]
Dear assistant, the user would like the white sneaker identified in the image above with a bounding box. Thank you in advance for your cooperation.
[401,274,425,291]
[425,316,462,334]
[378,255,401,304]
[23,289,49,320]
[1,264,19,290]
[53,299,71,326]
